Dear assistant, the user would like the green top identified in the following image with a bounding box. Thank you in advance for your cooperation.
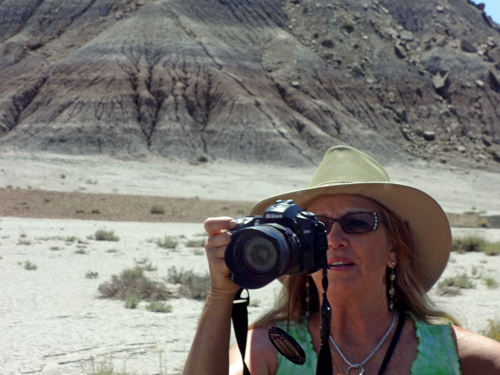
[275,314,460,375]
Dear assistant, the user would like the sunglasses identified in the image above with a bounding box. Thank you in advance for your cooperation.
[315,212,378,234]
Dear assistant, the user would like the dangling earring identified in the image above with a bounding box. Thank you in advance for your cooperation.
[389,261,396,311]
[305,276,311,318]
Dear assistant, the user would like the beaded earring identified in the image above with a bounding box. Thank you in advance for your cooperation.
[389,261,396,311]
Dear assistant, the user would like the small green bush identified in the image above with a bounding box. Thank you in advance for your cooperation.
[438,273,475,289]
[24,261,37,270]
[125,292,140,309]
[483,277,499,289]
[451,235,486,253]
[484,242,500,256]
[150,204,165,215]
[168,266,210,300]
[154,236,178,249]
[134,258,157,271]
[86,271,99,279]
[99,267,170,301]
[185,239,206,248]
[95,229,119,242]
[146,301,172,313]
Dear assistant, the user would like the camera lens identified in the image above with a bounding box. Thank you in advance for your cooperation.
[225,224,299,289]
[241,237,278,273]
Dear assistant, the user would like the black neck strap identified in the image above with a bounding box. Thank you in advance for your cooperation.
[377,311,406,375]
[232,288,251,375]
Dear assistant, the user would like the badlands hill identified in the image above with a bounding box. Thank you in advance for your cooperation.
[0,0,500,168]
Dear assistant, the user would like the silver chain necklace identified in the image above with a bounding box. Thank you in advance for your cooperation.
[329,312,396,375]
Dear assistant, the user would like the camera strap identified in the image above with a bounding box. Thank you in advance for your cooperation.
[232,288,251,375]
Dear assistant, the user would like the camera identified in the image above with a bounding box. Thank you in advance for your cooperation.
[225,199,329,289]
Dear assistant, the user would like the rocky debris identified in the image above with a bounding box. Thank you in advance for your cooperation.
[432,72,449,90]
[394,44,407,59]
[423,131,436,141]
[461,39,477,53]
[0,0,500,171]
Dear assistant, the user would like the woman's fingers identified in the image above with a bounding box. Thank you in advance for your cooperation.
[204,216,236,235]
[203,217,240,296]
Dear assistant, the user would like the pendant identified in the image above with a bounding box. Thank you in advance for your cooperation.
[345,364,364,375]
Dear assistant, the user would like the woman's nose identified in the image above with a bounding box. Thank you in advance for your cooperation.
[327,221,349,249]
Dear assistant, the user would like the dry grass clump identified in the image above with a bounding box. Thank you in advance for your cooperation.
[484,242,500,256]
[98,266,170,302]
[451,235,486,253]
[167,266,210,300]
[452,235,500,255]
[436,273,475,296]
[24,260,37,270]
[154,236,178,249]
[150,204,166,215]
[94,229,119,242]
[146,301,172,313]
[185,238,206,248]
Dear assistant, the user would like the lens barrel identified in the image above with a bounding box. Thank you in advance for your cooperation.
[225,224,298,289]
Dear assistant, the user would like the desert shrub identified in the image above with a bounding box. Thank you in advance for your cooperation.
[134,258,157,271]
[150,204,166,214]
[480,319,500,342]
[451,235,486,253]
[484,242,500,256]
[477,219,489,228]
[94,229,119,242]
[146,301,172,313]
[18,239,32,245]
[81,355,133,375]
[438,273,475,290]
[154,236,178,249]
[167,266,210,300]
[98,267,170,301]
[86,271,99,279]
[185,238,206,248]
[124,292,140,309]
[75,249,88,254]
[24,261,37,270]
[483,277,499,289]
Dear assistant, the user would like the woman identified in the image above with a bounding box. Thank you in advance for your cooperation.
[183,146,500,375]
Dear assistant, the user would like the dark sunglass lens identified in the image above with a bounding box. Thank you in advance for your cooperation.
[341,213,376,233]
[316,216,332,233]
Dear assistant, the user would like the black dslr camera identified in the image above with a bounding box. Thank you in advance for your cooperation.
[225,200,329,289]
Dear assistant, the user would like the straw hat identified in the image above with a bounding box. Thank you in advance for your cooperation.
[249,145,451,291]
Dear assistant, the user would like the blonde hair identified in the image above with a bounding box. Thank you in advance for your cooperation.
[253,195,459,328]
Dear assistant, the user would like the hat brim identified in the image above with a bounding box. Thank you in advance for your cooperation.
[249,182,451,291]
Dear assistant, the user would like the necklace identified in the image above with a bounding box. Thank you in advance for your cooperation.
[329,312,396,375]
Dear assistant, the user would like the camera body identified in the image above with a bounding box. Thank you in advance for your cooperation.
[225,199,328,289]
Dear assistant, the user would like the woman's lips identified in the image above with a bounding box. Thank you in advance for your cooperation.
[328,258,355,270]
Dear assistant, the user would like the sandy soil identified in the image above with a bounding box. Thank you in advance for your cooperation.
[1,151,500,375]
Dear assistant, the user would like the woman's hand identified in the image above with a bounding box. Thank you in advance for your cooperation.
[204,216,241,298]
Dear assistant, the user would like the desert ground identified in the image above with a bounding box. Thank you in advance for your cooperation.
[1,151,500,375]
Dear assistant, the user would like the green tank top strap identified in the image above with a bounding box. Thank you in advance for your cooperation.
[410,313,461,375]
